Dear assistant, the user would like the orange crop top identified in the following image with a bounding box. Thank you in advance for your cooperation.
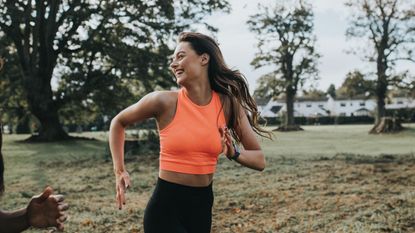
[159,88,226,174]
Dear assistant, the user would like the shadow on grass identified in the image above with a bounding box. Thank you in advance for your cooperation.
[329,152,415,164]
[21,135,97,143]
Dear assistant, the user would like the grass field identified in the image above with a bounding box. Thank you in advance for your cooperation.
[1,124,414,233]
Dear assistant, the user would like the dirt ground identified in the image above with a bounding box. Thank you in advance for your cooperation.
[10,153,413,233]
[2,126,414,233]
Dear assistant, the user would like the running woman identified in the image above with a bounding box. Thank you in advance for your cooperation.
[109,32,272,233]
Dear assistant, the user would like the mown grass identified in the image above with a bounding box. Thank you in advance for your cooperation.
[1,124,414,233]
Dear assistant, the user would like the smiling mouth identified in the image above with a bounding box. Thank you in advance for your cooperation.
[175,69,184,76]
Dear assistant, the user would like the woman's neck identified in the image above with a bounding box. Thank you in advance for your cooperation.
[183,84,212,106]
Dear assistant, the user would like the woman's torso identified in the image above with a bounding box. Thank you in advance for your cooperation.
[155,89,227,187]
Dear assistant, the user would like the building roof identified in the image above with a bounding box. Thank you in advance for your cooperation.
[334,95,374,101]
[254,96,271,106]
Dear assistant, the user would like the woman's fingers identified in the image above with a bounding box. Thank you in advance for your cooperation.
[116,182,126,209]
[123,173,131,189]
[120,183,126,205]
[116,192,122,210]
[115,171,131,210]
[223,128,236,157]
[219,126,236,157]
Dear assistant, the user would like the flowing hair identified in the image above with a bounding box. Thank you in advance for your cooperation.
[178,32,272,142]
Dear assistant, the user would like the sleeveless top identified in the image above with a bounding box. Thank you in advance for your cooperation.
[159,88,226,174]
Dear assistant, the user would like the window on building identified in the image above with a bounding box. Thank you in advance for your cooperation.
[318,104,323,108]
[350,103,353,106]
[306,104,312,108]
[397,101,403,105]
[360,102,365,106]
[340,103,346,107]
[339,112,346,116]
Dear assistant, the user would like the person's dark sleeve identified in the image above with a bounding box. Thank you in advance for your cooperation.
[0,208,30,233]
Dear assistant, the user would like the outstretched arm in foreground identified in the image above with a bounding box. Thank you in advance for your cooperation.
[0,186,69,233]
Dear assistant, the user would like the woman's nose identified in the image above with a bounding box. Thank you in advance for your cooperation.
[170,60,178,70]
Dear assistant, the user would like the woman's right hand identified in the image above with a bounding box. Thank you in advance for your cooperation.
[115,170,131,210]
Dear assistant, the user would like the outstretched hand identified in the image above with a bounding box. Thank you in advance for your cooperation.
[115,170,131,210]
[27,186,69,231]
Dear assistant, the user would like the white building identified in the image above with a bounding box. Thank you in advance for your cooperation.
[258,95,415,118]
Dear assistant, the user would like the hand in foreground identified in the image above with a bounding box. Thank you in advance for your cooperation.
[27,186,69,231]
[115,170,131,210]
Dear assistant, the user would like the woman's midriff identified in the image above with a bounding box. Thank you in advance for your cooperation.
[159,170,214,187]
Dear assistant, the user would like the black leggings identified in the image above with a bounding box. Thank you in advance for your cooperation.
[144,178,214,233]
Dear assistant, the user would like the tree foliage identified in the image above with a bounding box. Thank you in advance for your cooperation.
[248,1,319,128]
[0,38,33,133]
[302,88,326,99]
[326,84,337,98]
[337,70,375,98]
[0,0,230,141]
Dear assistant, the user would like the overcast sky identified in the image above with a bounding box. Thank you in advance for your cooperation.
[199,0,414,93]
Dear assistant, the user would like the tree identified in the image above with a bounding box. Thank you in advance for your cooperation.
[337,70,375,98]
[326,84,337,98]
[302,88,326,99]
[0,0,230,141]
[248,1,319,131]
[0,37,34,134]
[0,57,4,193]
[345,0,415,130]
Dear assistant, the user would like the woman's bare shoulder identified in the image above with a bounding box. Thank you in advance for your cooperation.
[151,90,178,106]
[142,90,178,116]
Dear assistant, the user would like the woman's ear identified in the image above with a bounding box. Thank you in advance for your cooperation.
[201,53,210,66]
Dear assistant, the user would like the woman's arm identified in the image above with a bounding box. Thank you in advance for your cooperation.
[220,104,266,171]
[109,91,168,209]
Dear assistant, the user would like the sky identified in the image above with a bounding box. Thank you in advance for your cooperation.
[199,0,414,93]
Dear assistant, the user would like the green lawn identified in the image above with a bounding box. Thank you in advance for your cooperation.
[263,124,415,158]
[1,124,414,233]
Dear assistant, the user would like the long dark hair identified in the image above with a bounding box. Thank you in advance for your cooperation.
[178,32,272,142]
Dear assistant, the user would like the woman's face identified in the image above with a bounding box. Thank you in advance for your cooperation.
[170,42,208,86]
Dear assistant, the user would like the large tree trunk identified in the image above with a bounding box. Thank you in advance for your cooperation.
[371,36,389,133]
[0,120,4,193]
[369,117,403,134]
[276,86,303,131]
[24,75,68,142]
[0,58,4,193]
[375,64,387,125]
[285,88,295,126]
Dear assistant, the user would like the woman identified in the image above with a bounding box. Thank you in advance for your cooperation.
[109,32,272,233]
